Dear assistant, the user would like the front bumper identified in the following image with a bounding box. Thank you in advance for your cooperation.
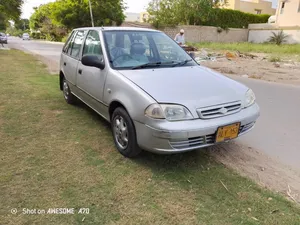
[134,103,260,154]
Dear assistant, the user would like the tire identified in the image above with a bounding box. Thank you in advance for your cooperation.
[111,107,142,158]
[62,78,76,104]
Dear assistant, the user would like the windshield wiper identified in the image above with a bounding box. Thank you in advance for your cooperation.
[131,61,177,70]
[171,59,193,67]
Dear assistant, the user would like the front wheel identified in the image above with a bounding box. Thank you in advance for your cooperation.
[111,107,142,158]
[62,78,76,104]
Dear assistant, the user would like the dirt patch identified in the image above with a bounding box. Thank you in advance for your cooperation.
[209,142,300,204]
[198,51,300,86]
[32,54,59,75]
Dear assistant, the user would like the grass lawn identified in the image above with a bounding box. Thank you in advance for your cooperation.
[0,50,300,225]
[193,42,300,60]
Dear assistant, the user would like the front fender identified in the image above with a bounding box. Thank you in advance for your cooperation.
[104,70,156,123]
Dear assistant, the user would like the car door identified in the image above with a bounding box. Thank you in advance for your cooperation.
[61,30,87,87]
[76,30,107,110]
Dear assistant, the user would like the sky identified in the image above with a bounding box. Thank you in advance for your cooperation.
[21,0,151,19]
[21,0,277,19]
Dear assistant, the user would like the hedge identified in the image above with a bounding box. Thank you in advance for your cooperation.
[201,8,270,29]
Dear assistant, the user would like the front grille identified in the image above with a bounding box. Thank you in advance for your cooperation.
[169,121,254,150]
[169,134,215,150]
[239,122,255,134]
[197,101,242,119]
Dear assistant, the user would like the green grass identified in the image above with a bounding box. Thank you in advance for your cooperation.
[193,42,300,56]
[269,56,281,62]
[0,50,300,225]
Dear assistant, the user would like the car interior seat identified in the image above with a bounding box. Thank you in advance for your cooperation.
[130,42,148,63]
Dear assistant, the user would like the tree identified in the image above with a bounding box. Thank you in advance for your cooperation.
[29,3,55,31]
[51,0,125,29]
[0,0,23,31]
[147,0,181,28]
[146,0,268,28]
[0,13,7,31]
[30,3,67,41]
[29,0,126,41]
[14,19,30,31]
[147,0,215,27]
[0,0,23,20]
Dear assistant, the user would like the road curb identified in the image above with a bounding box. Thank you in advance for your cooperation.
[34,40,64,45]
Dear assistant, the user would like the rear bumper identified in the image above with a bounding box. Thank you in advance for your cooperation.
[134,103,260,154]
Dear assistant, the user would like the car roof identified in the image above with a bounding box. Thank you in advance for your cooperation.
[72,26,160,32]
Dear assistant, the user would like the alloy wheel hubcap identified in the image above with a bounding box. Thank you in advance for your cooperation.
[113,116,128,149]
[63,81,69,100]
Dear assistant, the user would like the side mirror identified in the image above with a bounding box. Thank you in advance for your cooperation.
[82,55,105,70]
[188,52,195,59]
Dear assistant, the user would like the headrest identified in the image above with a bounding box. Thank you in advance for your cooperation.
[130,42,146,55]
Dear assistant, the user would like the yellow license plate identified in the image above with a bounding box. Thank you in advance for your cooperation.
[216,123,241,143]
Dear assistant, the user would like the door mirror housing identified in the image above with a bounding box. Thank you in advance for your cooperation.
[188,52,195,59]
[82,55,105,70]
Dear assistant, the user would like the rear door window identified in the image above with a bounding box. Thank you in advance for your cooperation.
[63,31,75,54]
[70,30,86,59]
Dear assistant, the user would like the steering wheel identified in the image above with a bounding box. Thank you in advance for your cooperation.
[113,54,134,62]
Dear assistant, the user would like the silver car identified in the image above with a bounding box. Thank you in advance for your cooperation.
[59,27,260,157]
[22,33,30,40]
[0,33,8,44]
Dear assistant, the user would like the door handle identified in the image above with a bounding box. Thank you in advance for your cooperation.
[78,69,82,74]
[63,62,66,66]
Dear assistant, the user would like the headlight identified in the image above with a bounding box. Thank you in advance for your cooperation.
[244,89,256,108]
[145,104,193,121]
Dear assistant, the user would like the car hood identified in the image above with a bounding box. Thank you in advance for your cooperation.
[118,66,248,113]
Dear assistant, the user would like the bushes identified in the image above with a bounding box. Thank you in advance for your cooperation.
[6,28,29,37]
[31,32,41,39]
[61,35,69,43]
[201,8,270,29]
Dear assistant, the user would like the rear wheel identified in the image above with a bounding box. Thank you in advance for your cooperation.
[62,78,76,104]
[111,107,142,158]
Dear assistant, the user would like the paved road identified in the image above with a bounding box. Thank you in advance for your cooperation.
[8,37,63,73]
[7,37,300,170]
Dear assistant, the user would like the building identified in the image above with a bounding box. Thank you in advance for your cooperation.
[125,12,140,22]
[221,0,276,15]
[275,0,300,26]
[248,0,300,44]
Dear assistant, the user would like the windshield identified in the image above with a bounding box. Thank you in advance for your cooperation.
[103,30,196,69]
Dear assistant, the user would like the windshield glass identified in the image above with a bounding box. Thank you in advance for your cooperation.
[103,30,196,69]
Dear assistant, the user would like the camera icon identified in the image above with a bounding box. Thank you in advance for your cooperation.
[11,208,18,214]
